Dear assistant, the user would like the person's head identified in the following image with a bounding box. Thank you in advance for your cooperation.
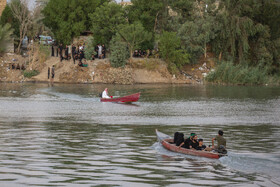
[190,133,196,140]
[198,138,203,146]
[218,130,224,136]
[105,88,108,92]
[193,135,198,141]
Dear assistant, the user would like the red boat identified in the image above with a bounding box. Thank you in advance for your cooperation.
[156,129,227,159]
[100,92,140,103]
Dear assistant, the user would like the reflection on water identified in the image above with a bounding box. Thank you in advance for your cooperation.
[0,83,280,186]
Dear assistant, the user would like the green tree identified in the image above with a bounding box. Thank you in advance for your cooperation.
[253,0,280,69]
[158,31,189,73]
[0,23,13,54]
[109,34,129,68]
[211,0,272,64]
[128,0,165,33]
[178,15,218,62]
[90,2,126,45]
[168,0,194,19]
[117,22,152,58]
[84,37,96,60]
[43,0,109,44]
[0,5,20,38]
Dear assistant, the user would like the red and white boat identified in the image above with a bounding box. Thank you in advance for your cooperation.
[156,129,227,159]
[100,92,140,103]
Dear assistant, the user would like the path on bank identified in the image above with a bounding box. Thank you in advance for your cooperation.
[32,57,60,82]
[32,57,98,83]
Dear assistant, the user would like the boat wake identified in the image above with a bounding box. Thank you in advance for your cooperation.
[152,141,280,185]
[220,152,280,178]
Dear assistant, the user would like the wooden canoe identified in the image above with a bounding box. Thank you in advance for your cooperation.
[156,129,227,159]
[100,92,140,103]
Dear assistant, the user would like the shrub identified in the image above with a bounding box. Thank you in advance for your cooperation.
[109,34,129,68]
[23,70,39,78]
[206,61,269,85]
[84,37,96,60]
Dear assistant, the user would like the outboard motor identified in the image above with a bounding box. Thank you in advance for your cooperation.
[217,145,227,154]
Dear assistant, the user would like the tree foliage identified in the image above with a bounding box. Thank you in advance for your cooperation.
[211,1,270,64]
[90,2,126,45]
[179,15,218,62]
[84,37,96,60]
[0,23,13,54]
[117,22,152,58]
[43,0,109,44]
[0,4,20,38]
[158,31,189,73]
[128,0,165,33]
[109,34,129,68]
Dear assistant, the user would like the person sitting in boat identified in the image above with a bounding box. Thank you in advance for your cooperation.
[179,133,198,149]
[195,139,206,151]
[102,88,111,99]
[174,132,184,146]
[212,130,226,149]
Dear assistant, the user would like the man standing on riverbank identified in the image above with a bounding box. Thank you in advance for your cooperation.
[72,44,76,64]
[51,65,55,83]
[59,44,63,62]
[48,67,50,79]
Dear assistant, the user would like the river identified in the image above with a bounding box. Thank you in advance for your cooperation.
[0,83,279,186]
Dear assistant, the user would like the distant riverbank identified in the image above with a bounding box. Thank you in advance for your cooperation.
[0,53,210,85]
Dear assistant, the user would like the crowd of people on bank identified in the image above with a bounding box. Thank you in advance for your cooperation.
[133,49,158,58]
[10,63,26,71]
[173,130,227,153]
[51,43,106,67]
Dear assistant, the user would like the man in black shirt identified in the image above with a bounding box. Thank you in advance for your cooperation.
[190,135,199,149]
[72,44,76,63]
[196,139,206,151]
[59,43,63,62]
[179,133,198,149]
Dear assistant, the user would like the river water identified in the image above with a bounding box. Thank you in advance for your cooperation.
[0,83,279,186]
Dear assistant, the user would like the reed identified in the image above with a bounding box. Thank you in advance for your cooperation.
[206,61,270,85]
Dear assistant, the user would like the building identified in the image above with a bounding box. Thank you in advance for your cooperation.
[0,0,7,16]
[119,0,132,6]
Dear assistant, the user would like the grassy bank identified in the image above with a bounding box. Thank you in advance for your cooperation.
[206,61,280,85]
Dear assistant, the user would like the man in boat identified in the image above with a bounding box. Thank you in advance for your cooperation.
[179,133,198,149]
[174,132,184,146]
[196,139,206,151]
[212,130,226,149]
[102,88,111,99]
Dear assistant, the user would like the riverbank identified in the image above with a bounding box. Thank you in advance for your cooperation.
[0,53,212,85]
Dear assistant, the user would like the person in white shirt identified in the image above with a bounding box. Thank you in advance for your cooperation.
[98,44,102,59]
[102,88,111,99]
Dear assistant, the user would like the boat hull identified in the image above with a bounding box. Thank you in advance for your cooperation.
[100,92,140,103]
[156,129,226,159]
